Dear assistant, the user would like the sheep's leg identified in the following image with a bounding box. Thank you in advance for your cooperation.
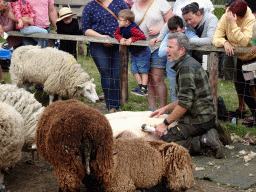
[58,95,62,101]
[0,170,5,192]
[49,95,54,105]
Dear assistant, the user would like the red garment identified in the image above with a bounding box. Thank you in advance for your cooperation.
[0,3,22,47]
[11,0,36,29]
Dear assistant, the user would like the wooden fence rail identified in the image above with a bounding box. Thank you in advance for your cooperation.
[6,31,251,108]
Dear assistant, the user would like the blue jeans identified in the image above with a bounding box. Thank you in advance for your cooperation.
[166,61,177,103]
[150,48,167,68]
[22,27,50,48]
[131,47,151,74]
[89,42,121,110]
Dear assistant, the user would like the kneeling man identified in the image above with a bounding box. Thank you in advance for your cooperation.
[150,32,224,159]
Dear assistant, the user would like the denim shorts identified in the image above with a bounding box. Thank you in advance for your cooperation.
[131,47,151,74]
[150,48,167,69]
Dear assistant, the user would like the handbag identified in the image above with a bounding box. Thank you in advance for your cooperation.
[95,0,118,21]
[138,0,155,26]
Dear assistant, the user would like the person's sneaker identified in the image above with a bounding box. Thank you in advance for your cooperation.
[200,129,224,159]
[133,87,148,96]
[130,86,140,94]
[215,122,232,146]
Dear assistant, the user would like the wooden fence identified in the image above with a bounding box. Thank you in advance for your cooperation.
[6,31,251,108]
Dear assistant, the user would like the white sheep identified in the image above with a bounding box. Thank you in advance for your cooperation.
[9,45,99,104]
[0,102,24,191]
[0,84,44,149]
[105,111,174,140]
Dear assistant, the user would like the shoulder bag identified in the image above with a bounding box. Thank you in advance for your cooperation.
[95,0,119,21]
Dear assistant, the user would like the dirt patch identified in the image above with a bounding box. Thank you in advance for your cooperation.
[3,101,256,192]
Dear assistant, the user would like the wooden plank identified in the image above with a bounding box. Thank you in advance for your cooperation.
[213,5,225,9]
[54,0,90,5]
[208,52,219,114]
[119,45,129,107]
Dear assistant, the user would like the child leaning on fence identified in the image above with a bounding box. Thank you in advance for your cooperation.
[114,9,151,96]
[56,7,83,59]
[9,0,48,48]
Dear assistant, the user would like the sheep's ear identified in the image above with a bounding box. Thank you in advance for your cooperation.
[89,78,94,83]
[76,83,85,89]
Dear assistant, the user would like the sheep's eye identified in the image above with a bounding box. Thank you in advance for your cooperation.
[86,89,91,93]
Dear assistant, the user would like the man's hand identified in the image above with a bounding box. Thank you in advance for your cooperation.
[149,38,161,46]
[154,122,168,137]
[226,12,237,25]
[224,41,235,56]
[150,107,166,118]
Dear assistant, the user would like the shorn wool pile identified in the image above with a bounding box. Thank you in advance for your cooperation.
[0,84,44,149]
[9,45,99,104]
[0,102,24,191]
[36,100,195,192]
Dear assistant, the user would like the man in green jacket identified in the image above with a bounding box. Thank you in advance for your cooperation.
[150,32,224,159]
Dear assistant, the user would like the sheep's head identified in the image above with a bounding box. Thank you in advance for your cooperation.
[76,78,99,103]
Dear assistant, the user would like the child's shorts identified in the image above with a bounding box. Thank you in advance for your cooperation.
[150,48,167,69]
[131,47,151,74]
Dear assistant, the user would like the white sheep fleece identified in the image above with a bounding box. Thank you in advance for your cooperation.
[10,45,91,98]
[105,111,173,138]
[0,84,44,148]
[0,102,24,169]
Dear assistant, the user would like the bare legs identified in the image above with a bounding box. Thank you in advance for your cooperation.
[147,67,167,110]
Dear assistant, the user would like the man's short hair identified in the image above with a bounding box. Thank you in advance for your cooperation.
[118,9,135,23]
[167,16,184,31]
[168,32,190,52]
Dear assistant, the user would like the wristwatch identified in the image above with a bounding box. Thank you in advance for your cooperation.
[163,118,170,126]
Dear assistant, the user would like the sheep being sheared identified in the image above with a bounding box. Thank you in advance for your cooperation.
[36,100,194,192]
[0,102,24,191]
[105,111,175,140]
[10,45,99,104]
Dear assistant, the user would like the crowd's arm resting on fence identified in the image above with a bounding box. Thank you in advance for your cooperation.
[6,31,253,111]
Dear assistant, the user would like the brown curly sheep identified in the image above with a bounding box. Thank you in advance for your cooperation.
[36,100,194,192]
[105,137,194,192]
[36,99,114,192]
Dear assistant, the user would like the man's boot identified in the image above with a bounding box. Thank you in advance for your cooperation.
[215,122,232,145]
[200,129,224,159]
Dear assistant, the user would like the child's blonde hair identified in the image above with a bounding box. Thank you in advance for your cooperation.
[118,9,135,23]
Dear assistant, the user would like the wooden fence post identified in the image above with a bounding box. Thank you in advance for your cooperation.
[208,52,219,114]
[119,45,129,107]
